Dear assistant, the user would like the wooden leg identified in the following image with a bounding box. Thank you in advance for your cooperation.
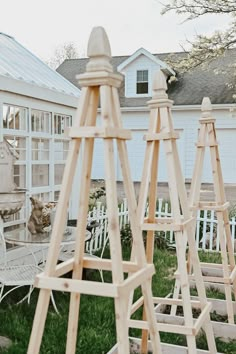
[217,212,235,324]
[27,290,51,354]
[141,279,162,354]
[115,296,130,354]
[186,227,217,353]
[170,278,180,316]
[174,231,197,353]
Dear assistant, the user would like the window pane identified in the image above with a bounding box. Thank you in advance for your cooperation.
[14,165,26,188]
[143,70,148,81]
[3,104,27,130]
[5,136,26,160]
[54,114,72,134]
[136,70,148,94]
[54,139,70,161]
[137,70,143,82]
[31,109,51,133]
[32,164,49,187]
[137,82,148,94]
[54,164,65,185]
[32,192,50,203]
[32,138,49,160]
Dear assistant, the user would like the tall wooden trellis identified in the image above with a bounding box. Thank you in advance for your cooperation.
[135,71,217,353]
[27,27,162,354]
[186,97,236,324]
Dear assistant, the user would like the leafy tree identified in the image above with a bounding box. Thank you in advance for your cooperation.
[161,1,236,72]
[46,42,79,70]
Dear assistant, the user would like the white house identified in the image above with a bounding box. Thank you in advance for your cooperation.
[0,33,81,230]
[57,47,236,201]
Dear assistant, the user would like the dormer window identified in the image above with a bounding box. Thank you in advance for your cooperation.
[136,70,148,94]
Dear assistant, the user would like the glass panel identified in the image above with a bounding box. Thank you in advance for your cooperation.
[143,70,148,81]
[54,191,60,201]
[31,109,51,133]
[137,70,143,82]
[137,82,148,94]
[32,192,50,203]
[54,164,65,185]
[32,138,49,160]
[54,114,72,134]
[5,136,26,160]
[54,139,70,161]
[3,104,27,130]
[14,165,26,188]
[32,164,49,187]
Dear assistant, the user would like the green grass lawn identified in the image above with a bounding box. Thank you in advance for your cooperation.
[0,248,236,353]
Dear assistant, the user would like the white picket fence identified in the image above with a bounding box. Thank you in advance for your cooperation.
[87,199,236,253]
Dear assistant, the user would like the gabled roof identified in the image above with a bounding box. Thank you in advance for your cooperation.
[0,33,80,106]
[57,48,236,106]
[117,47,175,76]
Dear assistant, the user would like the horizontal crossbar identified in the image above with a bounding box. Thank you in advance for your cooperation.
[144,131,179,141]
[191,201,229,211]
[68,127,132,140]
[142,217,194,232]
[34,264,155,298]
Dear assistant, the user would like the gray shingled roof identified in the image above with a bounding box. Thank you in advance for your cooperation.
[57,49,236,106]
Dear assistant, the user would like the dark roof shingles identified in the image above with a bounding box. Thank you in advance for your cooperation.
[57,50,236,106]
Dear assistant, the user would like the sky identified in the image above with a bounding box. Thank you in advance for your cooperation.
[1,0,231,62]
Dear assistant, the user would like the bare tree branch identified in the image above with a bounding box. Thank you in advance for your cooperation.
[160,0,236,20]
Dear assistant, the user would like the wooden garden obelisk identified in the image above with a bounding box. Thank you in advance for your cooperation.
[136,71,217,353]
[27,27,162,354]
[187,97,236,324]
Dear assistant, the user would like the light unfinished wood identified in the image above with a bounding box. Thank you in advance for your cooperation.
[68,126,132,140]
[155,294,236,342]
[137,70,217,353]
[27,26,162,354]
[186,96,236,325]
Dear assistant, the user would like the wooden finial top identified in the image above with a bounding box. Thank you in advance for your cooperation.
[86,26,113,72]
[152,70,168,99]
[201,97,212,118]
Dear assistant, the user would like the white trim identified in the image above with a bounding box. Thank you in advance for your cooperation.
[0,75,80,108]
[117,48,175,76]
[118,103,236,113]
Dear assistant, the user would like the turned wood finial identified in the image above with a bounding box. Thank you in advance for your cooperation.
[152,70,168,99]
[201,97,212,118]
[86,26,113,72]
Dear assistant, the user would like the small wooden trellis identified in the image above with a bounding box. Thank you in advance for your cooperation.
[135,71,217,353]
[186,97,236,324]
[27,27,162,354]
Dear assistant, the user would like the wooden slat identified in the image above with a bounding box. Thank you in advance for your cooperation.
[190,201,229,211]
[229,265,236,282]
[193,302,212,335]
[68,126,132,140]
[35,274,119,297]
[128,319,194,335]
[144,131,179,141]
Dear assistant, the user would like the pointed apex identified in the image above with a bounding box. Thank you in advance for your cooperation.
[201,97,212,118]
[86,27,113,72]
[201,97,212,112]
[152,70,168,99]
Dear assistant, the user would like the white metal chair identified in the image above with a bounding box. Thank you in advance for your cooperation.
[0,229,59,313]
[0,228,42,304]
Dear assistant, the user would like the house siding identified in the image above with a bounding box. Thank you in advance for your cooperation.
[90,107,236,185]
